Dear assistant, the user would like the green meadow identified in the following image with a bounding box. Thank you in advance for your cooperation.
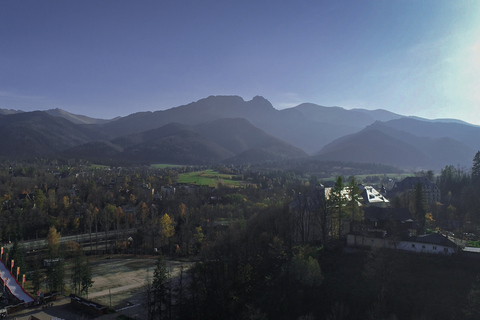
[177,169,243,188]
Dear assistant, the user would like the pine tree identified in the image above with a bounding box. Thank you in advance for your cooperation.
[80,258,94,298]
[330,176,347,238]
[472,151,480,185]
[347,177,362,222]
[413,182,426,234]
[146,254,170,319]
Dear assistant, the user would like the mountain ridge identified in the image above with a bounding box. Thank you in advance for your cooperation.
[1,95,479,169]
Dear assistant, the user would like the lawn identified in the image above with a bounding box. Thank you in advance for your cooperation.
[177,169,243,187]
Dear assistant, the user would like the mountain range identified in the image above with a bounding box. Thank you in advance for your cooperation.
[1,95,479,170]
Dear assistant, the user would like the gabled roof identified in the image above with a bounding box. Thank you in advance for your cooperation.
[412,233,457,248]
[393,177,438,191]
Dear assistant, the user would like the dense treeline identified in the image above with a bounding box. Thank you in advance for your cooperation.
[419,151,480,235]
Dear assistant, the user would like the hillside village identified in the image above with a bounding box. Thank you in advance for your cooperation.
[1,154,480,319]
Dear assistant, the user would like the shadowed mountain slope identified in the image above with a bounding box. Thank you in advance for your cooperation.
[375,118,480,151]
[45,108,118,124]
[66,118,306,165]
[316,120,476,169]
[90,95,404,154]
[0,112,109,158]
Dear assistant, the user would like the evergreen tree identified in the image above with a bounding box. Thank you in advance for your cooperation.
[46,255,65,293]
[347,177,362,222]
[463,275,480,320]
[70,248,84,295]
[330,176,347,238]
[146,254,170,320]
[413,182,426,234]
[472,151,480,185]
[80,258,94,298]
[31,258,42,294]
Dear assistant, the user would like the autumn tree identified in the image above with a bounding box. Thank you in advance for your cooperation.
[46,225,60,256]
[34,188,46,212]
[158,214,175,252]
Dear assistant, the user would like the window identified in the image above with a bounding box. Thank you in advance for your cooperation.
[433,246,437,250]
[422,245,425,249]
[411,244,415,248]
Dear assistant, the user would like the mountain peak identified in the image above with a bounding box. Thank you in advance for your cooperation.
[247,95,274,110]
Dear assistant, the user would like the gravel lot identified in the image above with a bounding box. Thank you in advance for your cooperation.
[9,255,193,319]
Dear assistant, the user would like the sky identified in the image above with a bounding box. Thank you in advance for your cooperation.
[1,1,480,124]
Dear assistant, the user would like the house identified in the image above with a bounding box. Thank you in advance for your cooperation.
[363,206,418,239]
[349,205,457,256]
[160,185,176,196]
[390,177,441,204]
[396,233,457,255]
[347,232,458,255]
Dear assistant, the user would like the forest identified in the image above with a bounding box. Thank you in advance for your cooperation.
[2,154,480,320]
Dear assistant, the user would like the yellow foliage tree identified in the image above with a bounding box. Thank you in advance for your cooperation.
[159,213,175,247]
[46,225,61,256]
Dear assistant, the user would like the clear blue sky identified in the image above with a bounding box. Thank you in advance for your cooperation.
[1,0,479,124]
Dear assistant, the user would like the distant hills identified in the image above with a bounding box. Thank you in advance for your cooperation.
[316,120,477,169]
[1,96,479,169]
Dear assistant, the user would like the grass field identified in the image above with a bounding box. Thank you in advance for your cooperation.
[177,169,243,187]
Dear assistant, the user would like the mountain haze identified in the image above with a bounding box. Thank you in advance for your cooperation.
[316,119,478,169]
[1,95,479,169]
[45,108,118,125]
[66,118,306,165]
[89,95,404,154]
[0,112,110,158]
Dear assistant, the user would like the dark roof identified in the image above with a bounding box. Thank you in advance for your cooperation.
[413,233,457,248]
[393,177,438,191]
